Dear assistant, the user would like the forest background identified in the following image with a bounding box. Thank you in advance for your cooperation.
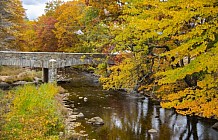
[0,0,218,119]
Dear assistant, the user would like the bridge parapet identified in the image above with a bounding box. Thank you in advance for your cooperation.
[0,51,108,82]
[0,51,107,68]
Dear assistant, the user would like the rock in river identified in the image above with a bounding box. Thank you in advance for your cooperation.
[87,117,104,125]
[77,112,84,118]
[84,97,88,102]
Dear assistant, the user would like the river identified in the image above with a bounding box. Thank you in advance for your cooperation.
[59,70,218,140]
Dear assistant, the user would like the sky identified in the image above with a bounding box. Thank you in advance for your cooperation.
[22,0,72,20]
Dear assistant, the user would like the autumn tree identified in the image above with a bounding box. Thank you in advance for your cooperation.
[54,1,86,52]
[19,0,62,52]
[98,0,218,119]
[151,0,218,118]
[42,0,120,52]
[87,0,122,18]
[99,52,148,92]
[35,15,58,52]
[77,5,113,53]
[0,0,25,50]
[45,0,63,17]
[75,0,124,53]
[17,20,38,51]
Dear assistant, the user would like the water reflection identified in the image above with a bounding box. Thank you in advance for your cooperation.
[60,71,218,140]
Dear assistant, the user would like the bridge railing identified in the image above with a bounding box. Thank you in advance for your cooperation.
[0,51,115,82]
[0,51,108,68]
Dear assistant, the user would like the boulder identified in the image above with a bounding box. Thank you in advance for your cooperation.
[84,97,88,102]
[77,112,84,118]
[212,122,218,130]
[87,117,104,125]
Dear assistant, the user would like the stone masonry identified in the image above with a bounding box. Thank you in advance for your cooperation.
[0,51,107,82]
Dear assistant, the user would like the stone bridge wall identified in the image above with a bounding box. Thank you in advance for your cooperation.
[0,51,109,82]
[0,51,107,68]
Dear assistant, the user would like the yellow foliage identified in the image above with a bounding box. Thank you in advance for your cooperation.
[161,87,218,119]
[1,84,64,139]
[100,53,147,91]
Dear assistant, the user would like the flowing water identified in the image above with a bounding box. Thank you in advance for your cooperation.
[59,70,218,140]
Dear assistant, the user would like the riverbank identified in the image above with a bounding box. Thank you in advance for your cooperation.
[0,83,66,139]
[0,66,97,139]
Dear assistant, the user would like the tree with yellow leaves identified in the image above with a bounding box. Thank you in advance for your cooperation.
[0,0,25,50]
[54,0,86,52]
[99,0,218,118]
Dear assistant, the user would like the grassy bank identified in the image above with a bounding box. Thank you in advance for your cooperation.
[0,84,65,139]
[0,89,8,133]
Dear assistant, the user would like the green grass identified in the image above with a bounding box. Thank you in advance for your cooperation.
[1,84,65,140]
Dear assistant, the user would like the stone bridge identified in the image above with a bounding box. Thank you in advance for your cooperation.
[0,51,108,82]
